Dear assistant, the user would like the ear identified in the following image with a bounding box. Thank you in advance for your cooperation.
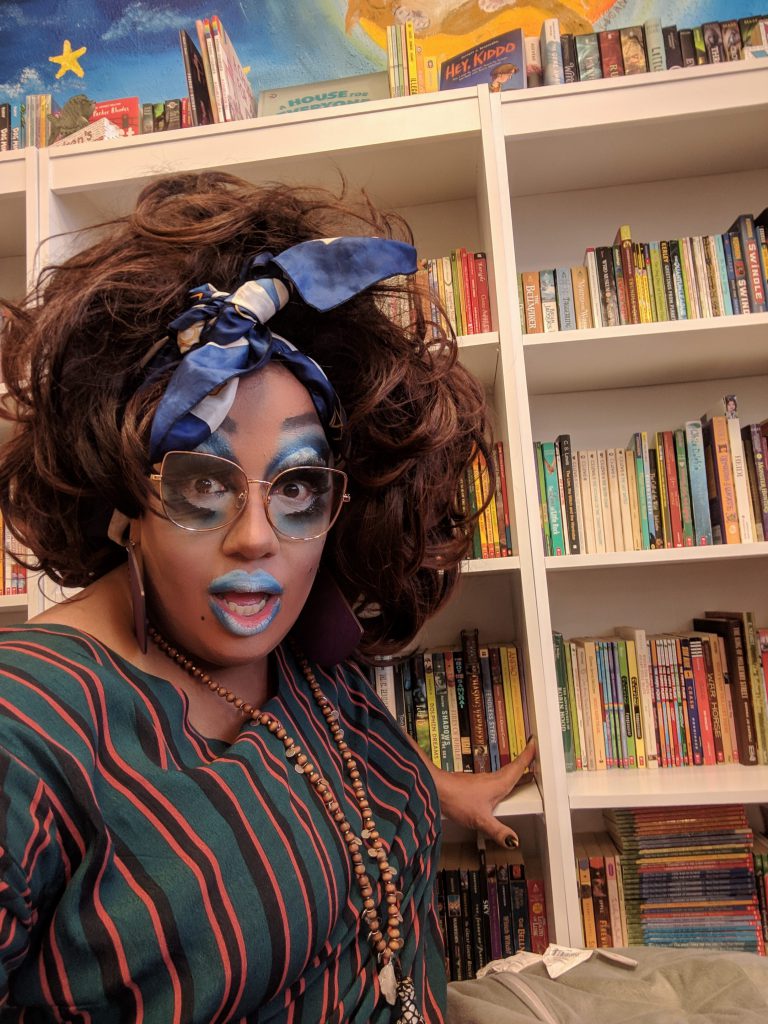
[107,509,132,547]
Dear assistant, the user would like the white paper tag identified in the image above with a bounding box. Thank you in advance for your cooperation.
[476,951,543,978]
[379,960,398,1005]
[542,944,594,979]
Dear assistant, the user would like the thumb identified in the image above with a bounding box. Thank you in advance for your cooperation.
[475,816,520,850]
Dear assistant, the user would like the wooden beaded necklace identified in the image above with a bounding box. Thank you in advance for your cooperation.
[147,624,425,1023]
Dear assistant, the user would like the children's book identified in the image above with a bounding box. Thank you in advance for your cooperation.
[439,30,525,92]
[258,72,389,117]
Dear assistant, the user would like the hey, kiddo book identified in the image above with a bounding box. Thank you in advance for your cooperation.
[439,29,526,92]
[257,71,389,117]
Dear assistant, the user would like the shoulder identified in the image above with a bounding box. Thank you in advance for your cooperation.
[0,622,133,774]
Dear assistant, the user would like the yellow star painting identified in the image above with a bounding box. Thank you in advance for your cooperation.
[49,40,88,80]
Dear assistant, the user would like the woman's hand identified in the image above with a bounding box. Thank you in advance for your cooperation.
[412,736,537,847]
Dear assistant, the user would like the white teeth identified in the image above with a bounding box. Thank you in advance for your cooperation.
[223,596,268,616]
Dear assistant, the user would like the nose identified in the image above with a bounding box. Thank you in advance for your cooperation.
[220,486,280,560]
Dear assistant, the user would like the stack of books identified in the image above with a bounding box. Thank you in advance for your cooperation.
[535,397,768,557]
[604,805,764,953]
[519,213,768,334]
[438,843,548,980]
[370,628,530,774]
[553,612,768,774]
[179,16,255,127]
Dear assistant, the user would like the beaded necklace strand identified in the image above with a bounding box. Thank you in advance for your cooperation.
[147,624,425,1023]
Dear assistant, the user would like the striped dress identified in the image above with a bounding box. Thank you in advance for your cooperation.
[0,624,446,1022]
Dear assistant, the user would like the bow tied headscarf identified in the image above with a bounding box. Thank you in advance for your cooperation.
[148,236,417,462]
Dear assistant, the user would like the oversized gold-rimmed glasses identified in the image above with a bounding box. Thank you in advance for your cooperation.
[149,450,350,540]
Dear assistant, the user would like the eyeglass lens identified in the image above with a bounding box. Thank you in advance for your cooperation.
[159,451,344,538]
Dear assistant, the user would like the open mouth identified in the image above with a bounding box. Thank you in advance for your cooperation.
[209,591,282,636]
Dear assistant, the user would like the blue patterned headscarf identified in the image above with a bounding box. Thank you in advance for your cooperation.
[148,236,417,462]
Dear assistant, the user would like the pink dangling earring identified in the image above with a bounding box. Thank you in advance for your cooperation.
[127,540,148,654]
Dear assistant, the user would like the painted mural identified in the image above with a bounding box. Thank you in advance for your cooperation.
[0,1,762,107]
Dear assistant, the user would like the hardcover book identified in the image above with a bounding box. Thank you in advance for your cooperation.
[179,29,215,126]
[439,30,525,92]
[540,19,565,86]
[598,30,625,77]
[620,27,648,74]
[575,33,602,80]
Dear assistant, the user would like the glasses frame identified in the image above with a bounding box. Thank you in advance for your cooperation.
[149,450,350,541]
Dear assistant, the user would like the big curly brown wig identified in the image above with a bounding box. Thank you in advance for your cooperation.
[0,172,492,655]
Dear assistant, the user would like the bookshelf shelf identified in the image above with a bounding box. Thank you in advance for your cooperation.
[0,594,29,613]
[42,91,484,215]
[500,62,768,196]
[462,556,520,576]
[494,783,543,818]
[544,543,768,572]
[568,764,768,810]
[523,314,768,396]
[457,331,499,388]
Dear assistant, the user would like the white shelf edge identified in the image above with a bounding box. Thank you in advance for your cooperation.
[522,313,768,350]
[461,556,520,575]
[0,593,29,610]
[544,543,768,571]
[501,60,763,112]
[568,764,768,809]
[494,783,543,817]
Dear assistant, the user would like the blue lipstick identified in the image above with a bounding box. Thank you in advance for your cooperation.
[208,570,283,637]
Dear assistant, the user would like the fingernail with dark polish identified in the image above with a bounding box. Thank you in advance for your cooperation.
[526,733,535,745]
[505,835,519,848]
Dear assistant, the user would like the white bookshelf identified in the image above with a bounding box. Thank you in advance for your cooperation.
[2,61,767,948]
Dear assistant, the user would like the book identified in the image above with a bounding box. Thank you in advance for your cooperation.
[524,35,543,88]
[620,27,648,74]
[88,97,140,137]
[644,20,666,71]
[439,30,526,92]
[663,25,683,68]
[257,71,389,117]
[211,15,256,122]
[598,30,625,77]
[539,269,558,333]
[179,29,215,127]
[521,271,543,334]
[729,215,766,313]
[561,34,579,84]
[571,265,593,329]
[540,19,565,86]
[693,617,758,766]
[701,414,740,544]
[575,33,602,80]
[461,629,490,773]
[198,17,225,123]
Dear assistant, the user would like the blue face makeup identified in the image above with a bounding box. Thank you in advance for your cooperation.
[207,569,284,637]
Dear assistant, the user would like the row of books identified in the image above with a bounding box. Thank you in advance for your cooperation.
[385,20,440,97]
[596,806,766,953]
[370,629,531,774]
[0,520,28,596]
[554,613,768,774]
[533,15,768,90]
[535,400,768,557]
[437,844,548,981]
[460,443,513,561]
[421,250,493,338]
[520,212,768,334]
